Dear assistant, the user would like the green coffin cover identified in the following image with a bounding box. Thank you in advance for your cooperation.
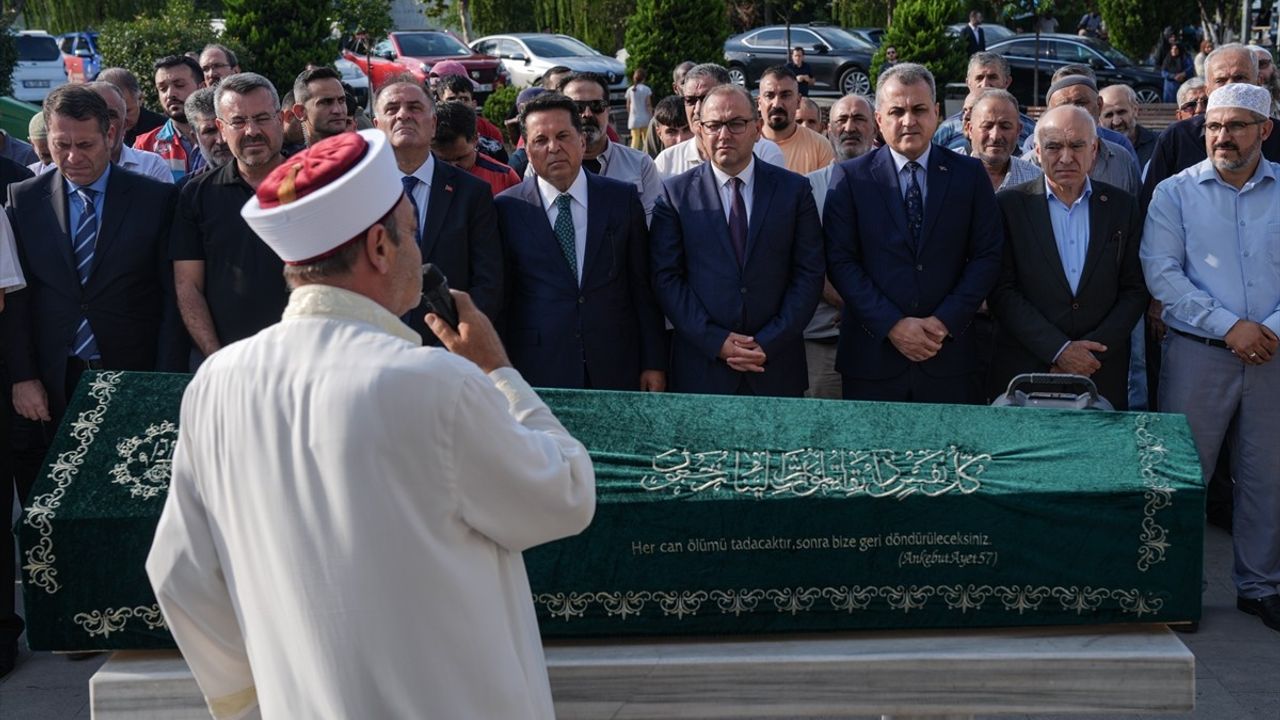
[18,371,1203,650]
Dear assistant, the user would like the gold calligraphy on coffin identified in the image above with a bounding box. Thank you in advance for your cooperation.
[641,446,994,499]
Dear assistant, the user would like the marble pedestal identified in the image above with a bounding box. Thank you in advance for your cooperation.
[90,624,1194,719]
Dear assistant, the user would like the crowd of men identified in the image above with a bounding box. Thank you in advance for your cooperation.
[1,36,1279,678]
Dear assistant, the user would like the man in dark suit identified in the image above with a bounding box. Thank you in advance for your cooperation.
[824,63,1004,403]
[495,93,666,390]
[373,78,502,341]
[988,105,1148,407]
[651,84,824,397]
[1,86,178,672]
[961,11,987,55]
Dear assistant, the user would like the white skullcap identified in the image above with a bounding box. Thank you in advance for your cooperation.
[1206,83,1272,118]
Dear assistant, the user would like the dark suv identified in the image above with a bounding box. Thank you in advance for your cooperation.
[724,24,876,96]
[988,33,1164,106]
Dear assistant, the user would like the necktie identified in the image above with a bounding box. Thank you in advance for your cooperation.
[582,156,602,174]
[904,161,924,250]
[554,193,578,280]
[401,175,422,245]
[727,177,747,266]
[71,188,100,361]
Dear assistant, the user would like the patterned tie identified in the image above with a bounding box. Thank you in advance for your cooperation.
[401,175,422,245]
[727,177,747,266]
[71,188,100,361]
[904,161,924,250]
[554,193,578,280]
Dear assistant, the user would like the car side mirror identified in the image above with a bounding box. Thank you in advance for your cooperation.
[510,52,529,63]
[378,49,396,60]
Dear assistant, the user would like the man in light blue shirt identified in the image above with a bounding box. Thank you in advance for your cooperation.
[1142,83,1280,633]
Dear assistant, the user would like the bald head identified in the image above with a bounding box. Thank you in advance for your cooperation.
[1036,105,1098,193]
[1099,84,1139,139]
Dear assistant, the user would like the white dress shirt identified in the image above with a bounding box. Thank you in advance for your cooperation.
[888,144,931,203]
[404,153,435,233]
[537,169,589,283]
[121,145,176,184]
[709,155,756,225]
[654,136,785,179]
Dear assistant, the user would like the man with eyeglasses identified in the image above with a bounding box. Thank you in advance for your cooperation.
[1142,83,1280,635]
[198,43,241,88]
[653,63,784,179]
[134,55,206,181]
[536,72,662,222]
[652,84,823,397]
[170,73,289,369]
[1174,78,1208,120]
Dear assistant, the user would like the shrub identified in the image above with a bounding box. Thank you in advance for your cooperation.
[870,0,968,97]
[481,83,519,145]
[624,0,731,96]
[1097,0,1198,60]
[0,15,17,98]
[223,0,336,101]
[98,0,226,110]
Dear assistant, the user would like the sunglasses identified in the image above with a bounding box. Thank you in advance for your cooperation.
[1179,97,1208,113]
[574,99,608,114]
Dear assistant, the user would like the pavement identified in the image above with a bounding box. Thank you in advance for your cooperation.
[1,523,1277,719]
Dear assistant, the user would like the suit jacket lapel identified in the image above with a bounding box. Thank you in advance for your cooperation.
[91,166,128,279]
[581,175,608,283]
[420,161,455,259]
[1078,187,1112,293]
[870,148,908,239]
[745,162,776,265]
[919,150,951,251]
[48,172,76,280]
[520,177,576,283]
[696,163,738,266]
[1022,181,1075,298]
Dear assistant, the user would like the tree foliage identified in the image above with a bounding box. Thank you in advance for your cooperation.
[870,0,967,95]
[333,0,394,43]
[0,13,16,97]
[624,0,730,96]
[19,0,165,35]
[833,0,896,28]
[222,0,336,101]
[480,82,518,143]
[97,0,224,109]
[1098,0,1197,60]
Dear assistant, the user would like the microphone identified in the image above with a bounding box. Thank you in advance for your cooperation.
[421,263,459,331]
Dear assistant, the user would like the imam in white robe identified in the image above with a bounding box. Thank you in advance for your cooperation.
[147,284,596,719]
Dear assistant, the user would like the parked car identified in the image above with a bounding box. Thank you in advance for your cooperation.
[724,24,876,96]
[471,33,627,104]
[945,22,1016,46]
[845,27,885,47]
[58,30,101,82]
[10,31,69,104]
[988,33,1163,106]
[342,30,506,104]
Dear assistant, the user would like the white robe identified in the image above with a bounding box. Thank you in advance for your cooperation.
[147,284,597,719]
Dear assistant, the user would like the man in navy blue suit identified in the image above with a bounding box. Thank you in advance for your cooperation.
[495,93,667,390]
[651,84,824,397]
[824,63,1003,403]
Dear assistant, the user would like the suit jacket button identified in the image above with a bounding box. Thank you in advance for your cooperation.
[80,304,88,311]
[1072,302,1080,310]
[916,264,924,271]
[740,287,748,294]
[578,296,585,304]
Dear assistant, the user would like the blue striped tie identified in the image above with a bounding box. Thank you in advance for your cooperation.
[402,175,422,245]
[71,188,100,361]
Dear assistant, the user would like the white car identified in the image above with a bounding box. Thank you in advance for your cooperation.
[470,33,627,103]
[11,31,69,103]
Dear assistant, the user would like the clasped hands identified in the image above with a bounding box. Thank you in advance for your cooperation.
[888,316,949,362]
[720,332,766,373]
[1225,320,1279,366]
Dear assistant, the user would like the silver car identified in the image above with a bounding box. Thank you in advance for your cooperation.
[471,33,627,104]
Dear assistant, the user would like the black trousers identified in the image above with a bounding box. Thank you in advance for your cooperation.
[842,365,980,404]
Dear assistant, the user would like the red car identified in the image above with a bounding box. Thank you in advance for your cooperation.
[343,31,507,103]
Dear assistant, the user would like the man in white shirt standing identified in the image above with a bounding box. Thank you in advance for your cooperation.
[86,82,173,183]
[654,63,785,178]
[147,129,596,718]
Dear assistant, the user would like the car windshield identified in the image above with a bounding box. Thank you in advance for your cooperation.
[816,27,875,50]
[523,36,600,58]
[18,35,61,62]
[396,32,471,58]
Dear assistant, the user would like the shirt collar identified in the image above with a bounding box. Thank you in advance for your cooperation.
[888,145,931,175]
[536,166,589,211]
[64,164,111,197]
[1045,175,1093,208]
[1194,155,1279,189]
[596,140,616,169]
[709,154,756,192]
[282,284,422,345]
[410,153,435,188]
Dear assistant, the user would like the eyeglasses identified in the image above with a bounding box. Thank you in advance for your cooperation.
[700,118,753,135]
[201,62,230,73]
[1178,97,1207,113]
[573,99,608,114]
[221,113,277,131]
[683,93,707,106]
[1204,119,1266,135]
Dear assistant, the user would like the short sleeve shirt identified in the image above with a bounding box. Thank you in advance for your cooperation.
[785,61,814,96]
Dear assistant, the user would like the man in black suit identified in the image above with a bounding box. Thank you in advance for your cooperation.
[961,11,987,55]
[373,78,503,341]
[495,93,666,390]
[1,86,179,672]
[988,105,1148,407]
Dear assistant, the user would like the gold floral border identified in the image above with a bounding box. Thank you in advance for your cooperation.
[73,604,167,638]
[1134,414,1173,572]
[536,584,1166,622]
[22,372,123,595]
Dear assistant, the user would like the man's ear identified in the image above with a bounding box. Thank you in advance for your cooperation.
[363,224,393,274]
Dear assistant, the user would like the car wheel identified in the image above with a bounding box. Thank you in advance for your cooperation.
[728,65,748,88]
[840,67,871,96]
[1134,86,1161,104]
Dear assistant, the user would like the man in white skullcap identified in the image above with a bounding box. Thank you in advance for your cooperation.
[147,129,596,718]
[1141,82,1280,634]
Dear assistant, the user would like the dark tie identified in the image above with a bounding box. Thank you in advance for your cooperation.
[582,157,602,174]
[727,177,747,266]
[904,161,924,250]
[71,188,100,361]
[554,193,578,280]
[401,175,422,245]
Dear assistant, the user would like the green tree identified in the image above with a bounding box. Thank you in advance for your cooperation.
[833,0,895,28]
[19,0,165,35]
[480,82,518,144]
[98,0,224,109]
[1097,0,1197,60]
[223,0,335,99]
[333,0,394,43]
[0,13,16,97]
[471,0,537,36]
[869,0,967,96]
[624,0,730,96]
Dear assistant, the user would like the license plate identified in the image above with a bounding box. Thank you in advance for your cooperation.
[23,80,50,88]
[475,83,493,92]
